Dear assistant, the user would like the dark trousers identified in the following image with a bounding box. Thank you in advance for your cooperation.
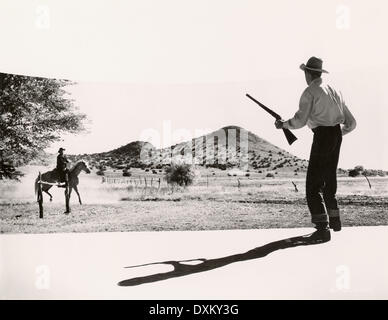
[57,168,69,183]
[306,124,342,224]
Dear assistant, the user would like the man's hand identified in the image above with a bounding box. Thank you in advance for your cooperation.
[275,119,285,129]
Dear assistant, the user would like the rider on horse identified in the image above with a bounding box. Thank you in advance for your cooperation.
[56,148,69,185]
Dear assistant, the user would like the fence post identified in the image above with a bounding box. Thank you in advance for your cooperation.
[38,172,43,218]
[292,181,298,192]
[363,173,372,189]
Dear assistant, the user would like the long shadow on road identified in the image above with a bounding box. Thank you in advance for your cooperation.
[118,232,327,287]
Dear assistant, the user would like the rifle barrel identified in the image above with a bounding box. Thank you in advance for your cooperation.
[246,94,281,120]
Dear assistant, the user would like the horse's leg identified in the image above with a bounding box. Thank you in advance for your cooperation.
[43,186,53,202]
[73,185,82,205]
[44,190,53,202]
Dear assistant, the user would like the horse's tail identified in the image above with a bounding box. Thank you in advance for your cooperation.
[34,176,39,196]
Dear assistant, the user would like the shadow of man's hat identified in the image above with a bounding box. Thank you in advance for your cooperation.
[300,56,329,74]
[58,147,66,153]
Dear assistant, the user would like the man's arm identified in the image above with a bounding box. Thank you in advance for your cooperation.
[341,103,356,136]
[282,89,313,130]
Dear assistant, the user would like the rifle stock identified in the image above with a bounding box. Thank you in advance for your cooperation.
[282,127,297,145]
[246,93,297,145]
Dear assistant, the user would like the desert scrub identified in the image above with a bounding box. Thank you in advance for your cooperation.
[165,163,195,187]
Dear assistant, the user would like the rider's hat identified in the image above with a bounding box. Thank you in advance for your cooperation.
[58,148,66,153]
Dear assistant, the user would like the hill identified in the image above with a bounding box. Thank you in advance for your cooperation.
[70,126,308,173]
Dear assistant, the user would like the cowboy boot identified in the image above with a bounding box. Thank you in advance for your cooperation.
[308,223,331,243]
[328,209,341,232]
[329,217,341,232]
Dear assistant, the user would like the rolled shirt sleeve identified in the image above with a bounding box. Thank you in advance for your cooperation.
[341,103,357,136]
[283,89,313,130]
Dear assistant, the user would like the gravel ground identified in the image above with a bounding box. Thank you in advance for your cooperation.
[1,195,387,234]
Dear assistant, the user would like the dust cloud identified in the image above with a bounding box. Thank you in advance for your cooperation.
[0,165,126,205]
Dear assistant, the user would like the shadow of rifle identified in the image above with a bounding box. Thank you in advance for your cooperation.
[118,232,327,287]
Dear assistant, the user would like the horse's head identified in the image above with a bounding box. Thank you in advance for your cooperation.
[79,161,91,174]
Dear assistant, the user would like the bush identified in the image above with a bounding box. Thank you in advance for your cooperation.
[362,169,386,177]
[96,170,105,176]
[349,165,364,177]
[206,163,231,171]
[348,169,360,177]
[266,173,275,178]
[165,163,195,187]
[245,173,250,177]
[122,169,131,177]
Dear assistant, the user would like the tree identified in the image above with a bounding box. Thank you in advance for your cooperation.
[165,163,195,187]
[354,165,364,172]
[0,72,86,175]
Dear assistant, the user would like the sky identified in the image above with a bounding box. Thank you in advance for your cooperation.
[0,0,387,169]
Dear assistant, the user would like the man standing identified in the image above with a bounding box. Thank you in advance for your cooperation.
[56,147,69,185]
[275,57,356,242]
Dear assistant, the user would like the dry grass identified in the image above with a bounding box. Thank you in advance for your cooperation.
[0,166,387,234]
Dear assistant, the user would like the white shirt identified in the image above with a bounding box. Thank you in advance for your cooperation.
[283,78,357,135]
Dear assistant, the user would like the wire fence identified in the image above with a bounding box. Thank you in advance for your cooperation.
[100,174,301,192]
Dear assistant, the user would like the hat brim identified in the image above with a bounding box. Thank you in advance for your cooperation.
[300,63,329,74]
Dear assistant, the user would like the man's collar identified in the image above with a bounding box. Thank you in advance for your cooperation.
[309,77,322,87]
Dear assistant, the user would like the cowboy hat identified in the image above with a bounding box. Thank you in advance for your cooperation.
[58,148,66,153]
[300,56,329,74]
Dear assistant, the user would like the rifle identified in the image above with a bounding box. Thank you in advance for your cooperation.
[246,93,297,145]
